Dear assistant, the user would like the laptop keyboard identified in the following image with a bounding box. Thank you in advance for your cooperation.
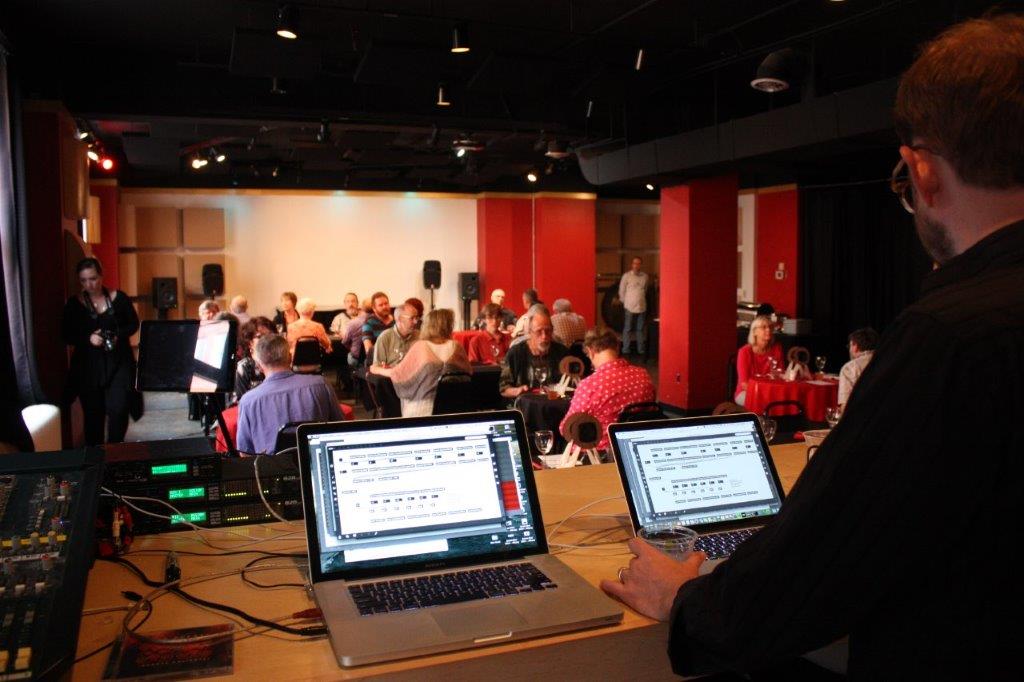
[349,563,557,616]
[693,527,761,559]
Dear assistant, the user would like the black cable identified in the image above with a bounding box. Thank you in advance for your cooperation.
[241,555,306,589]
[99,556,325,637]
[125,549,304,558]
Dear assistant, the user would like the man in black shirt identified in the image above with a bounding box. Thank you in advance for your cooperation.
[602,15,1024,679]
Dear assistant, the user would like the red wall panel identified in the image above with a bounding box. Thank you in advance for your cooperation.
[755,189,800,316]
[534,197,596,324]
[476,197,534,310]
[659,177,739,410]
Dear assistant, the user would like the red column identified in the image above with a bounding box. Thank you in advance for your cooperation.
[659,176,739,411]
[755,188,800,316]
[90,182,121,289]
[533,195,596,323]
[476,196,534,308]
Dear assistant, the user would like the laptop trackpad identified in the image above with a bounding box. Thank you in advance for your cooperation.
[431,604,527,637]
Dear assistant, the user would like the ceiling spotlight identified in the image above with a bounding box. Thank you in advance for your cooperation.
[100,157,115,171]
[634,48,644,71]
[451,26,470,54]
[210,147,226,163]
[316,120,330,143]
[272,166,280,178]
[452,137,484,156]
[86,149,100,162]
[276,4,298,39]
[455,147,466,158]
[436,83,451,107]
[751,48,804,93]
[544,140,571,160]
[270,77,287,95]
[526,171,538,183]
[586,100,594,119]
[544,162,555,176]
[645,183,655,191]
[191,157,209,170]
[76,129,90,141]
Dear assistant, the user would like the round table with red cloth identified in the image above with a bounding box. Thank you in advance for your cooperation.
[744,377,838,422]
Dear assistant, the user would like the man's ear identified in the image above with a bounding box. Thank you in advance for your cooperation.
[899,145,942,208]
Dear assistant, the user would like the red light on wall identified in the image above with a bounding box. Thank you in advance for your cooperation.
[100,157,115,171]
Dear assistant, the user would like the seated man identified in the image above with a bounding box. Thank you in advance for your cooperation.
[373,302,420,366]
[559,328,654,450]
[473,288,517,331]
[329,292,360,336]
[551,298,587,347]
[468,303,511,364]
[235,334,343,455]
[361,291,395,362]
[499,309,569,398]
[838,327,879,408]
[198,299,219,322]
[229,295,251,325]
[286,297,332,354]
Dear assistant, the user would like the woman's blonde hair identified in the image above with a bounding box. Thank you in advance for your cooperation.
[747,315,773,346]
[421,308,454,343]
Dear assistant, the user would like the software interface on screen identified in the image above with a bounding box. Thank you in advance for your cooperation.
[614,420,783,528]
[306,419,541,575]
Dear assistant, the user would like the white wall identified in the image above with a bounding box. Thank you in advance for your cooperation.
[120,190,478,317]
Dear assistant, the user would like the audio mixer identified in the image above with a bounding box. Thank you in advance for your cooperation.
[0,449,102,681]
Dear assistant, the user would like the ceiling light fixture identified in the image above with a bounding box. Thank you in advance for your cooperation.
[270,77,287,95]
[586,100,594,118]
[544,162,555,176]
[451,26,470,54]
[751,48,804,93]
[210,147,226,163]
[100,157,115,171]
[634,48,644,71]
[86,149,100,162]
[436,83,451,107]
[544,140,571,159]
[645,183,655,191]
[76,129,90,141]
[316,120,330,143]
[276,4,298,39]
[455,147,466,158]
[526,171,538,183]
[272,166,280,178]
[191,157,209,170]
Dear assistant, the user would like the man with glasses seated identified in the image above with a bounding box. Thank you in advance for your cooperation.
[603,15,1024,679]
[372,302,420,367]
[499,308,569,399]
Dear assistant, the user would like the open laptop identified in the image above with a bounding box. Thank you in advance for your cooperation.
[608,413,786,574]
[296,410,623,667]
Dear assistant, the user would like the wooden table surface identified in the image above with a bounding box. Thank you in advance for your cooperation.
[73,442,809,680]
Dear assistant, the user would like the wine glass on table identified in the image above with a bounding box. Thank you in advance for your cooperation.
[815,356,827,377]
[535,366,550,390]
[533,430,554,461]
[768,357,780,378]
[759,417,777,444]
[825,406,841,429]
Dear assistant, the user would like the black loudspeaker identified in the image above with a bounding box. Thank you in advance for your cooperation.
[423,260,441,290]
[152,277,178,310]
[202,264,224,297]
[458,272,479,301]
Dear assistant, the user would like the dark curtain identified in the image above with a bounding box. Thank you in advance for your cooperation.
[799,179,933,370]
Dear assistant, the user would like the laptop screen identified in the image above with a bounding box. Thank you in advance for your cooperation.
[300,412,545,581]
[611,415,784,532]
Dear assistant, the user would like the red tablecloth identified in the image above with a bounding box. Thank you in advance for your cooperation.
[215,401,354,453]
[745,377,838,422]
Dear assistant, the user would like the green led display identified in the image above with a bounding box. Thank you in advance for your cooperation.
[151,463,188,476]
[168,487,205,500]
[169,511,208,525]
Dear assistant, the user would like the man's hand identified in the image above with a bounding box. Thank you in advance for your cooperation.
[501,385,529,398]
[599,537,705,621]
[89,330,104,347]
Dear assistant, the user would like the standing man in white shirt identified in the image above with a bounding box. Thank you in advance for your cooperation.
[618,256,649,356]
[838,327,879,408]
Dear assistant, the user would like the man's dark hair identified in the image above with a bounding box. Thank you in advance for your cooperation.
[894,14,1024,188]
[849,328,880,352]
[482,303,501,318]
[523,288,540,305]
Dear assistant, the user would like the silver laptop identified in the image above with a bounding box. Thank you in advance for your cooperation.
[608,413,786,574]
[296,410,623,667]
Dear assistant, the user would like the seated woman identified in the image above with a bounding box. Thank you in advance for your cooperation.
[286,297,333,354]
[272,291,300,331]
[511,288,542,338]
[468,303,511,364]
[735,314,783,406]
[370,308,471,417]
[559,328,655,451]
[235,316,274,401]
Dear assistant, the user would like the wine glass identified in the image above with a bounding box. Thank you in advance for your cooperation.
[535,366,550,389]
[815,356,827,376]
[825,406,841,428]
[759,417,777,444]
[768,357,780,377]
[533,430,554,456]
[491,344,500,360]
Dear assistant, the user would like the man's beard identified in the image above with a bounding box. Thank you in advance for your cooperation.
[914,209,957,265]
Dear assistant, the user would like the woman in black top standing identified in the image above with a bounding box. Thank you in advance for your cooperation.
[62,257,139,444]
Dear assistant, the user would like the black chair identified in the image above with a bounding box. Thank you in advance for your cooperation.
[567,342,592,374]
[432,371,476,415]
[616,401,667,423]
[272,421,305,455]
[292,337,323,374]
[762,400,807,435]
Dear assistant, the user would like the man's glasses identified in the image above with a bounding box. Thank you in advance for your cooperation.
[890,145,940,215]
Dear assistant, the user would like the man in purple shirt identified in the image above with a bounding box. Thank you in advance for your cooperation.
[236,334,343,455]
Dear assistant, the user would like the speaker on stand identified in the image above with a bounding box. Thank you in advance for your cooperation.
[152,277,178,321]
[458,272,479,330]
[202,263,224,298]
[423,260,441,311]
